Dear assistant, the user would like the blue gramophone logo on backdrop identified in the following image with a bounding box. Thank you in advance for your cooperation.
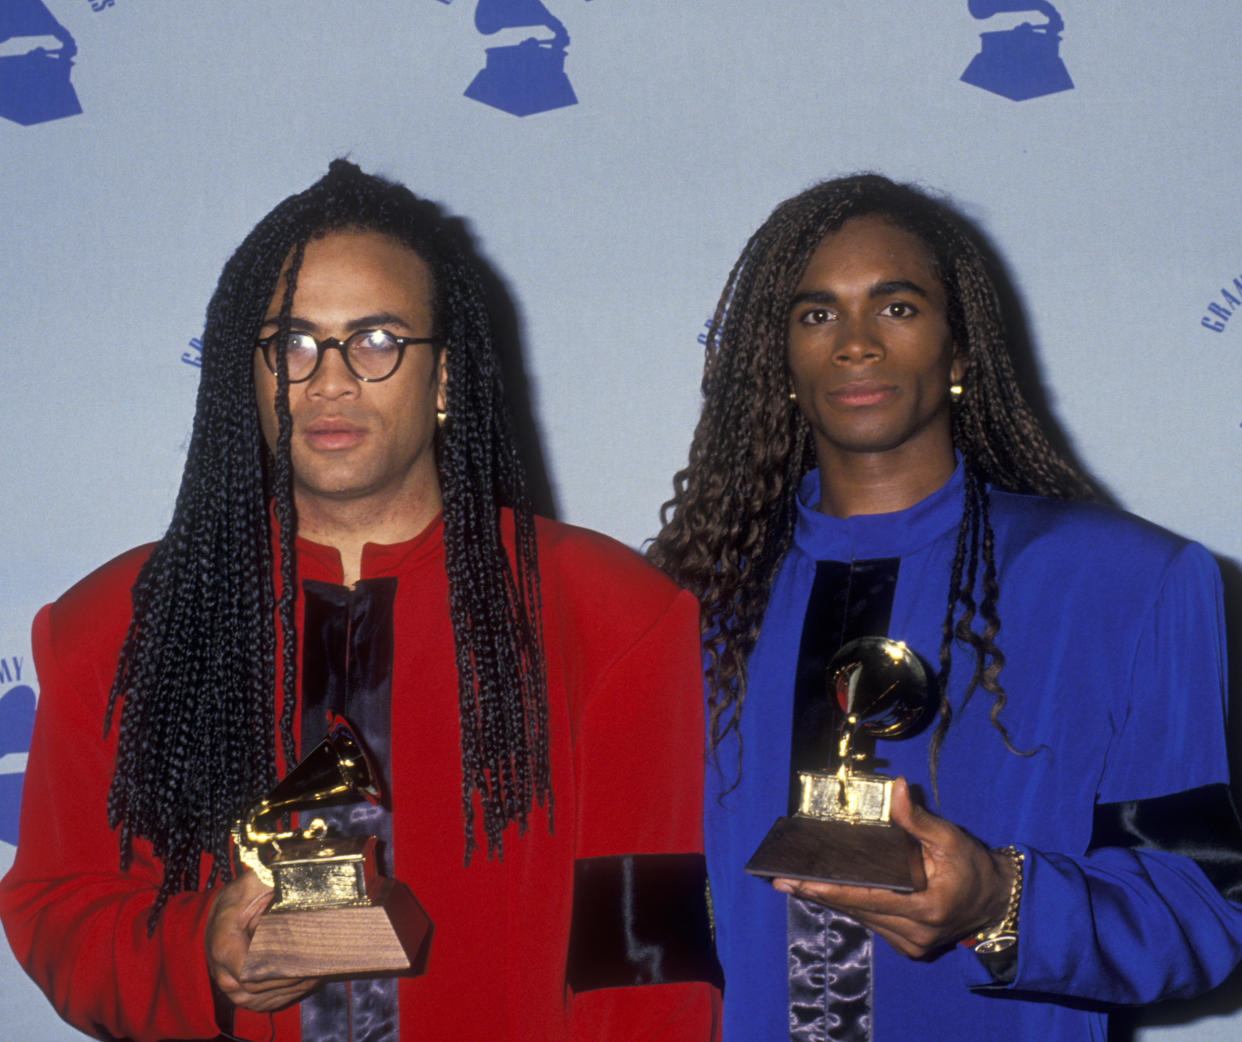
[0,659,36,847]
[439,0,593,116]
[960,0,1074,101]
[0,0,83,125]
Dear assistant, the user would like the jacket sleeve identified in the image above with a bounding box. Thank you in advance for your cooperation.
[0,599,223,1042]
[961,542,1242,1002]
[565,584,721,1040]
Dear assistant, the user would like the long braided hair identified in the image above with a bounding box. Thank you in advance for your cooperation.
[648,174,1093,789]
[106,160,548,922]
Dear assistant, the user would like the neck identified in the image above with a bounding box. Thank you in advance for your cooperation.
[815,443,957,519]
[293,482,443,586]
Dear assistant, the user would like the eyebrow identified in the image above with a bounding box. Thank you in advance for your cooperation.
[789,279,932,309]
[259,311,415,332]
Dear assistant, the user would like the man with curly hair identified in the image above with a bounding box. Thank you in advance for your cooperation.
[651,174,1242,1040]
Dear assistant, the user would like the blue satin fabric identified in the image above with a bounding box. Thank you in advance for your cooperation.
[788,896,873,1042]
[299,578,400,1042]
[300,978,396,1042]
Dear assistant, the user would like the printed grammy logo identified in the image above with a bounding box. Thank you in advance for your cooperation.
[0,0,83,125]
[438,0,594,116]
[0,660,36,847]
[960,0,1074,101]
[1200,272,1242,333]
[181,336,203,368]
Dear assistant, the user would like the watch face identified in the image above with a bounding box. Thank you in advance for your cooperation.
[974,933,1018,955]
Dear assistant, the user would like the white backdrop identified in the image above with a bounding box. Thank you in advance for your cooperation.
[3,2,1242,1039]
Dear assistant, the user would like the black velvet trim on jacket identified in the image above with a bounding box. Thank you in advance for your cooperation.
[566,853,723,992]
[787,558,900,814]
[1089,783,1242,902]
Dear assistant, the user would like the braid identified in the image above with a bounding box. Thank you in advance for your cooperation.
[650,174,1093,786]
[926,462,1020,796]
[107,161,548,925]
[272,241,306,774]
[434,240,549,859]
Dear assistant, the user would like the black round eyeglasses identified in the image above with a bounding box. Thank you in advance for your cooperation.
[257,328,440,383]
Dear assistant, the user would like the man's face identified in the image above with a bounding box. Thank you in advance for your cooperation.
[787,215,963,472]
[253,229,446,515]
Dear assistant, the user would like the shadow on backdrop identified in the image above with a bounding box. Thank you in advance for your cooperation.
[952,199,1114,506]
[451,215,559,520]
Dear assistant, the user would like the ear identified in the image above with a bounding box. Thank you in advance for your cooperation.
[435,349,448,414]
[950,346,967,387]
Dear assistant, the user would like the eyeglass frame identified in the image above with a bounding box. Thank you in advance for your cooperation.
[256,328,442,384]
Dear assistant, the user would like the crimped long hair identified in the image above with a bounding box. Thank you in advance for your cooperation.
[105,160,548,921]
[649,174,1093,788]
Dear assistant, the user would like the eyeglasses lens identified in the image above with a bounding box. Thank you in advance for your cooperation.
[348,330,401,380]
[281,334,321,381]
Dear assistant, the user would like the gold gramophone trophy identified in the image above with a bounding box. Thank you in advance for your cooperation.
[745,637,933,892]
[234,716,429,981]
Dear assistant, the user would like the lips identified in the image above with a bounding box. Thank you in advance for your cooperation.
[303,415,367,450]
[828,381,897,408]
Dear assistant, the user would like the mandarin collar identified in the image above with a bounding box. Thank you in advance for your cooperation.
[293,514,445,585]
[792,463,966,562]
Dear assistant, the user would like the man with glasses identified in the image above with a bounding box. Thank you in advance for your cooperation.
[0,161,720,1041]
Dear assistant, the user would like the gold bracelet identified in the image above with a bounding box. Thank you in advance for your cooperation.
[970,845,1024,955]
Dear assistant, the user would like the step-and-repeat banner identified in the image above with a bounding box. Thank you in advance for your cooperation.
[3,3,1241,1039]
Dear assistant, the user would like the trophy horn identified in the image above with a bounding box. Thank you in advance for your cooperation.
[259,715,381,826]
[236,713,431,981]
[236,715,382,881]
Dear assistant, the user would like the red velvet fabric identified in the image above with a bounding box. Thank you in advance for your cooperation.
[0,516,719,1040]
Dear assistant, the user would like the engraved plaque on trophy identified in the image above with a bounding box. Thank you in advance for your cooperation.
[745,637,933,892]
[234,716,430,981]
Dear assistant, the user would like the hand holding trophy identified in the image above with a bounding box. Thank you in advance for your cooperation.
[745,637,933,892]
[233,716,430,981]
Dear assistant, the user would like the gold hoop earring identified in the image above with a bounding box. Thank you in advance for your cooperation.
[789,391,798,402]
[436,408,447,428]
[949,383,963,399]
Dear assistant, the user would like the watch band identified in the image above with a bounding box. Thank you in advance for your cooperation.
[965,844,1024,954]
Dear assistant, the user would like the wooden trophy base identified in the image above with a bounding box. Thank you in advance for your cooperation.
[744,814,927,893]
[241,878,430,982]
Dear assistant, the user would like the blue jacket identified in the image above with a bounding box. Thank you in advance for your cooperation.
[706,466,1242,1040]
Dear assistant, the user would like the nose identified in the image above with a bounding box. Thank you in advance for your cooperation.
[833,316,884,364]
[305,342,360,399]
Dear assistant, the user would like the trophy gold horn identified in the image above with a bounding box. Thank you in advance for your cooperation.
[235,716,430,982]
[234,716,381,890]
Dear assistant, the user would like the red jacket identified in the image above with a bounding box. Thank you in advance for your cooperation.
[0,515,719,1040]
